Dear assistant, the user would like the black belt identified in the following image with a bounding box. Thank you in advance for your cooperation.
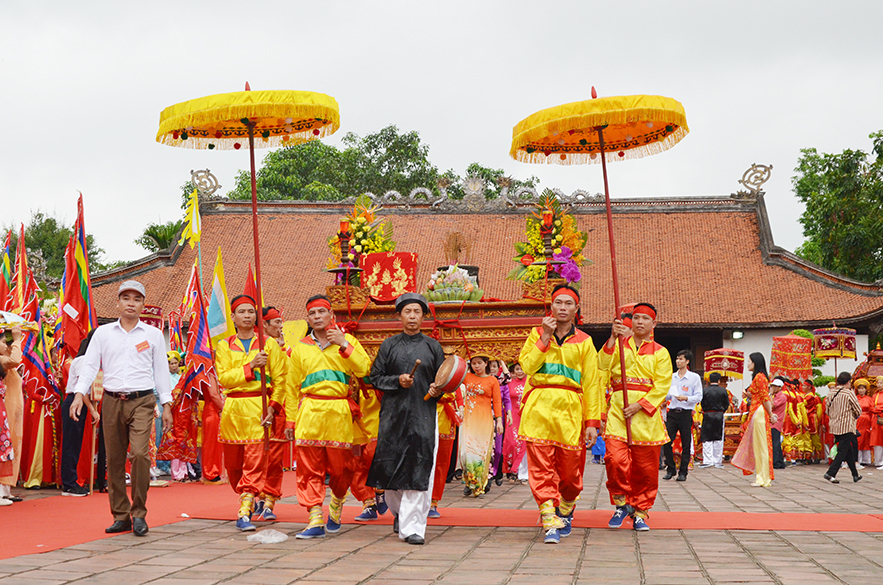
[105,390,154,401]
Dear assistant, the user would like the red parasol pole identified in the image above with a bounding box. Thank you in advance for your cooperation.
[596,125,633,446]
[246,112,270,451]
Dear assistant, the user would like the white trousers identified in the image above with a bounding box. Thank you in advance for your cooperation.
[517,455,529,481]
[702,440,724,466]
[875,446,883,467]
[858,450,872,465]
[386,420,438,540]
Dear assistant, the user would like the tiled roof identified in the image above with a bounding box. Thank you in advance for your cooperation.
[91,195,883,330]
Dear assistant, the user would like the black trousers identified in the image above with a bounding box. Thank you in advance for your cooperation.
[663,409,694,475]
[60,394,86,489]
[826,432,859,478]
[771,428,785,468]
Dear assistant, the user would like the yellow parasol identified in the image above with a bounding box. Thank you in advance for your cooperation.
[157,84,340,446]
[510,88,688,444]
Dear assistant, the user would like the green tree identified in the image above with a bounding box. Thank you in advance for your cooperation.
[792,131,883,282]
[135,220,185,253]
[224,125,540,202]
[3,211,106,282]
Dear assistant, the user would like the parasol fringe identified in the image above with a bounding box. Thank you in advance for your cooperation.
[512,126,688,165]
[157,91,340,150]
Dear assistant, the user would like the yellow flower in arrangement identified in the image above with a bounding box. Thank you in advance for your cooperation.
[326,194,396,270]
[507,190,590,287]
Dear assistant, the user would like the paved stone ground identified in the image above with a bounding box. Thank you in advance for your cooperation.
[2,462,882,584]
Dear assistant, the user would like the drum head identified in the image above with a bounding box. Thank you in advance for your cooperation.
[435,355,467,393]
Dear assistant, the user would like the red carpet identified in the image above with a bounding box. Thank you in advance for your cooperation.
[4,473,883,560]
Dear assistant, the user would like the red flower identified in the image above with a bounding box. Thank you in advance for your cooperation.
[521,255,535,266]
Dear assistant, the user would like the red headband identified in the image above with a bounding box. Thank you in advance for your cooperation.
[551,288,579,304]
[231,296,256,312]
[632,304,657,320]
[306,298,331,312]
[263,308,282,321]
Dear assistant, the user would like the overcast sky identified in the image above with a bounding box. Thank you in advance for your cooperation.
[2,1,881,267]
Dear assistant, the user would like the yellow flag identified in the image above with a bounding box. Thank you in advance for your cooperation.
[207,248,235,346]
[179,188,201,248]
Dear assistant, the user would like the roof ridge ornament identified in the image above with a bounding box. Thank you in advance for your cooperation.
[733,163,772,198]
[190,169,221,200]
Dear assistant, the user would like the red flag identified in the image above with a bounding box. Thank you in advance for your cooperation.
[243,263,259,306]
[9,225,39,322]
[58,196,96,361]
[158,264,214,463]
[0,230,12,311]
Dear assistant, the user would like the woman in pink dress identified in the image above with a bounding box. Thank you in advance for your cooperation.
[502,363,528,482]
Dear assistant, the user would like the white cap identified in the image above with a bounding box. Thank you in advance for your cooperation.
[770,378,785,387]
[118,280,146,297]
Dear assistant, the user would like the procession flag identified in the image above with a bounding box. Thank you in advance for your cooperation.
[9,225,39,322]
[158,263,213,462]
[0,230,12,311]
[243,263,264,307]
[58,195,96,359]
[178,188,201,248]
[207,248,234,347]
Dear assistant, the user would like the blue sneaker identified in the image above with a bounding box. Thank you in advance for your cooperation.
[376,492,388,515]
[543,528,560,544]
[256,506,276,522]
[608,505,631,529]
[236,516,256,532]
[633,517,650,532]
[252,500,264,517]
[326,515,342,534]
[354,505,378,522]
[556,508,572,538]
[296,525,326,539]
[427,507,441,519]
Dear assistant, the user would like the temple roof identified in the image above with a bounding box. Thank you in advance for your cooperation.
[90,192,883,331]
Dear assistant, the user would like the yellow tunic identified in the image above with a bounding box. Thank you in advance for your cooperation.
[517,326,602,450]
[216,335,287,444]
[437,392,459,440]
[599,336,673,446]
[352,382,381,445]
[290,333,371,449]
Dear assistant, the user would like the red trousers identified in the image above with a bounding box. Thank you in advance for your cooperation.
[201,400,223,481]
[525,442,585,506]
[224,443,267,495]
[263,441,286,498]
[432,437,455,501]
[350,441,377,502]
[296,445,355,508]
[604,438,661,513]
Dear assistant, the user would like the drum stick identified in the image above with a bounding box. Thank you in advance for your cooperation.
[409,359,421,377]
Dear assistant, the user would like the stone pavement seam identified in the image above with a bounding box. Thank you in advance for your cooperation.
[678,528,713,584]
[723,530,784,585]
[816,529,883,573]
[432,526,504,584]
[498,527,544,584]
[633,526,646,584]
[769,530,851,585]
[570,525,591,585]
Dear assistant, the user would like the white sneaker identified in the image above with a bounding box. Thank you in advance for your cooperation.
[697,463,713,468]
[876,464,883,470]
[856,464,865,470]
[714,464,725,469]
[0,498,12,506]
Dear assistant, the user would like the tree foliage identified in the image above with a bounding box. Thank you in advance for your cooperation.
[3,211,106,282]
[793,131,883,282]
[134,220,185,253]
[226,125,538,202]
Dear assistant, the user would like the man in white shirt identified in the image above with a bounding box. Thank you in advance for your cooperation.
[70,281,173,536]
[662,350,703,482]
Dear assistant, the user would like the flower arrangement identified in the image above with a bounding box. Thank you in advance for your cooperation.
[424,265,483,302]
[507,190,589,287]
[326,195,396,271]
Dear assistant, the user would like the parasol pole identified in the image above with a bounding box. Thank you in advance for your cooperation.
[596,125,633,446]
[246,114,270,451]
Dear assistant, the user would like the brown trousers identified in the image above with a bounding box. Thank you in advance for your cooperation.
[102,393,155,521]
